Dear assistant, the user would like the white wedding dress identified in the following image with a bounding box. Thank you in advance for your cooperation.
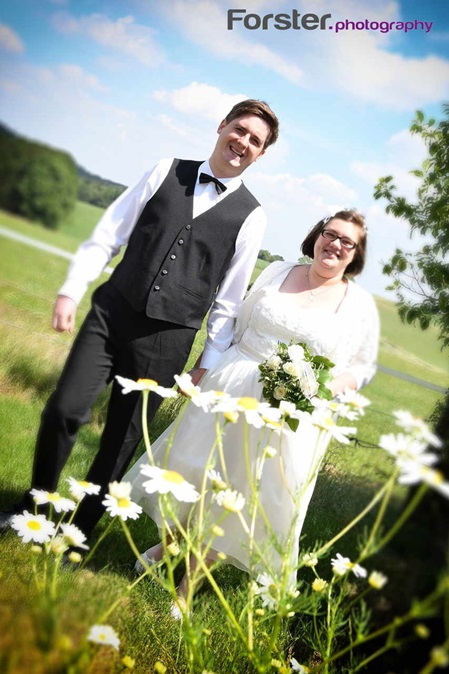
[125,262,378,581]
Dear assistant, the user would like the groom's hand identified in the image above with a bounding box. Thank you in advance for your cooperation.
[52,295,77,334]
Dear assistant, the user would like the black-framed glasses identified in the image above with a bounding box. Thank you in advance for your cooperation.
[321,229,357,250]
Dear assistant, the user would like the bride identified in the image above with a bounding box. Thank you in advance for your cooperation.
[124,209,379,613]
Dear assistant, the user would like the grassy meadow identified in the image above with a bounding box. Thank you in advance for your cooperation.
[0,205,447,673]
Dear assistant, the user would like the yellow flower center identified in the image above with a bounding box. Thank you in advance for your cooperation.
[48,493,61,502]
[137,378,157,387]
[79,481,90,487]
[262,417,282,428]
[163,469,185,484]
[268,583,278,598]
[238,397,259,410]
[27,521,42,531]
[117,498,131,508]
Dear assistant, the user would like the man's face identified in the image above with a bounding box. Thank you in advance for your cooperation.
[209,114,269,178]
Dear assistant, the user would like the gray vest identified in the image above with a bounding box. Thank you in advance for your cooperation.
[110,158,260,329]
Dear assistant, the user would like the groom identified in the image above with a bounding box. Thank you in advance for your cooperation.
[0,99,279,540]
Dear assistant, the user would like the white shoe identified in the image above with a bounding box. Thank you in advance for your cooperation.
[170,601,182,621]
[170,597,188,621]
[134,551,157,575]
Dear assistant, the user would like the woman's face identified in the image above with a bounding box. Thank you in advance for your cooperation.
[312,218,361,277]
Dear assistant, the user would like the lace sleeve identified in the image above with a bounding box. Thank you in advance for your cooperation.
[345,290,380,389]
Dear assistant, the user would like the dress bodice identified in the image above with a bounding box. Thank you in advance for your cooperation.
[237,265,371,377]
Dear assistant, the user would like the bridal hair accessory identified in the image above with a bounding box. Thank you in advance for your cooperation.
[322,211,368,233]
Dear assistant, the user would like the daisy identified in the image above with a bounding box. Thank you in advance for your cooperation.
[214,488,245,513]
[368,570,388,590]
[397,462,449,498]
[301,552,318,567]
[140,465,199,502]
[331,552,367,578]
[336,389,371,415]
[311,410,356,444]
[50,536,68,555]
[253,572,280,610]
[291,659,310,673]
[30,489,76,513]
[393,410,442,447]
[11,511,56,544]
[115,375,178,399]
[108,481,132,500]
[207,469,227,491]
[87,624,120,650]
[379,433,437,466]
[312,578,328,592]
[174,373,228,411]
[60,523,89,549]
[102,482,142,520]
[213,396,279,429]
[66,477,101,501]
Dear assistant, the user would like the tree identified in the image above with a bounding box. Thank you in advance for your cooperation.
[373,105,449,671]
[374,105,449,350]
[0,124,79,229]
[258,249,284,263]
[13,153,78,229]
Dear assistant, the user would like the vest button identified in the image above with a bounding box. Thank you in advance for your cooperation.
[170,254,177,260]
[161,269,168,275]
[178,239,184,245]
[154,285,160,291]
[185,224,191,230]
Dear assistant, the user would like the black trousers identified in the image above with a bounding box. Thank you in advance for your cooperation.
[28,282,196,538]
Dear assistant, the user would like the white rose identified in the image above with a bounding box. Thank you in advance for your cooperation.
[288,345,305,362]
[267,355,282,370]
[283,361,303,378]
[273,385,287,400]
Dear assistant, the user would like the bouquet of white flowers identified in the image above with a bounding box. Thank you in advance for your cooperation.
[258,341,334,431]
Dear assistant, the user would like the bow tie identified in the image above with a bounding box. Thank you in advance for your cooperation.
[199,172,227,195]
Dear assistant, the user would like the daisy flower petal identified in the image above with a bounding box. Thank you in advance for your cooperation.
[87,624,120,650]
[140,465,199,503]
[11,511,56,544]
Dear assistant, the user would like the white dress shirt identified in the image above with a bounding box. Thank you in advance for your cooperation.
[58,158,266,369]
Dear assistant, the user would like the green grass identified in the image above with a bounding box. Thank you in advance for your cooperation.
[0,207,447,673]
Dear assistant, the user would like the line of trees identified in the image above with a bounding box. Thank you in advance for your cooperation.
[0,124,128,228]
[77,165,126,209]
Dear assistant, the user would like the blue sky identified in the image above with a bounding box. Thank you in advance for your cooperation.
[1,0,448,298]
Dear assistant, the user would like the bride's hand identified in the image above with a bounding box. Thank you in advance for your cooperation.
[187,367,207,388]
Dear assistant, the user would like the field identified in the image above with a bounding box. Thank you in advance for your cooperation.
[0,204,447,673]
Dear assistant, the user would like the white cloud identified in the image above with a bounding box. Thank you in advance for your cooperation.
[243,169,359,261]
[351,128,426,200]
[326,32,449,110]
[0,23,25,54]
[58,64,108,92]
[160,1,303,84]
[52,12,165,67]
[153,83,248,122]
